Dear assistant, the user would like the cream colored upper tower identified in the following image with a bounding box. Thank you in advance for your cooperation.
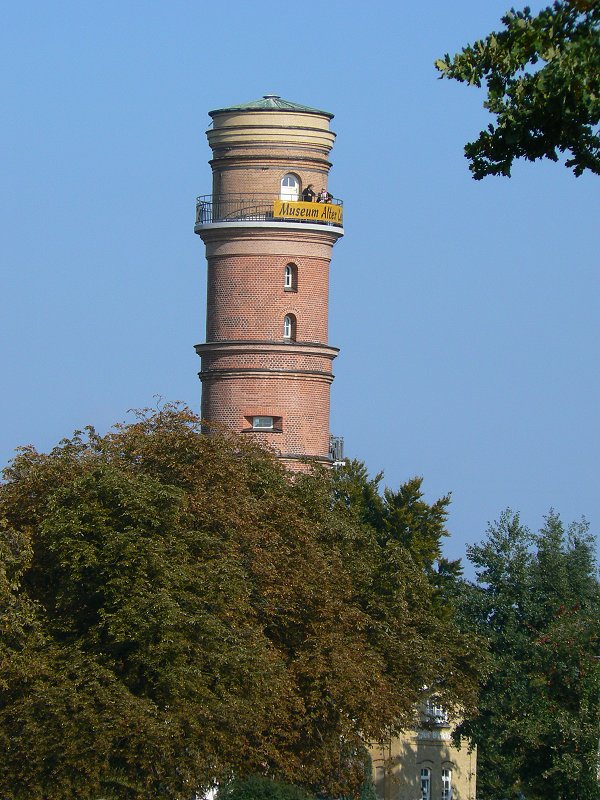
[194,95,344,469]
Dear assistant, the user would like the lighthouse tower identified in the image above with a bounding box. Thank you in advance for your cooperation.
[194,95,344,470]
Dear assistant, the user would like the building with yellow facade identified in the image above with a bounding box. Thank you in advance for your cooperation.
[371,701,476,800]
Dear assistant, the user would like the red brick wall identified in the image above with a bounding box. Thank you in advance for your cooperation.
[202,351,333,373]
[201,373,332,459]
[206,253,330,343]
[196,107,342,469]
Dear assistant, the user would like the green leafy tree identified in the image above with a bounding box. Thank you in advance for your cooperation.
[435,1,600,178]
[0,518,184,799]
[217,776,314,800]
[327,463,480,713]
[456,509,600,800]
[0,406,484,800]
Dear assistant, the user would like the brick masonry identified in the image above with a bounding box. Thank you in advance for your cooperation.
[195,101,343,468]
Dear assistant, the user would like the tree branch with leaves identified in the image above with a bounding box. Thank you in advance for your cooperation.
[436,1,600,178]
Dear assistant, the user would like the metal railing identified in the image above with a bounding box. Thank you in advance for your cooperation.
[423,700,450,726]
[195,193,344,226]
[329,435,345,463]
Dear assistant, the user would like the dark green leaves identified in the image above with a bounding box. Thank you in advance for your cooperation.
[457,509,600,800]
[436,1,600,177]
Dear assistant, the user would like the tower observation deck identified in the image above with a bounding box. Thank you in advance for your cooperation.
[194,95,344,470]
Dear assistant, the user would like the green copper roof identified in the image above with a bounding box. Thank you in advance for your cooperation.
[209,95,334,119]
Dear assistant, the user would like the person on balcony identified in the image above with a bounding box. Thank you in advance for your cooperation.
[302,184,316,202]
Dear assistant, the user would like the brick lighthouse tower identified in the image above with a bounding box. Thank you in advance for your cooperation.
[194,95,344,470]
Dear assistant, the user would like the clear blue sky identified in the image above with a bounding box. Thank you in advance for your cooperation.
[2,1,599,571]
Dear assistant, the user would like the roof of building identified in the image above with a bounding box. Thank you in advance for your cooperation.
[208,95,334,119]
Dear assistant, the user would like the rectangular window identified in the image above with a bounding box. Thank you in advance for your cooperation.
[252,416,274,430]
[441,769,452,800]
[375,767,385,800]
[421,768,431,800]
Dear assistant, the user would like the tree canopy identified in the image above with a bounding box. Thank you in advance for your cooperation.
[216,776,314,800]
[0,405,483,800]
[435,1,600,178]
[455,509,600,800]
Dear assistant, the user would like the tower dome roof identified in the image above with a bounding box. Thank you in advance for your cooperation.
[208,94,334,119]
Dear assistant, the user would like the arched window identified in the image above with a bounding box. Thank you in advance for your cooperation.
[280,173,300,201]
[284,263,297,291]
[283,314,296,340]
[420,769,431,800]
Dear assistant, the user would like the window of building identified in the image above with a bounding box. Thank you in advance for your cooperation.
[420,768,431,800]
[375,767,385,800]
[245,415,282,433]
[252,416,274,430]
[283,314,296,340]
[280,173,300,201]
[284,263,297,291]
[441,769,452,800]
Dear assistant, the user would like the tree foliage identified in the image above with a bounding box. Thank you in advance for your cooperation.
[217,776,314,800]
[435,1,600,178]
[456,509,600,800]
[0,406,483,800]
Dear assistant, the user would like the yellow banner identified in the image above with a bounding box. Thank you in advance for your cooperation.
[273,200,343,225]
